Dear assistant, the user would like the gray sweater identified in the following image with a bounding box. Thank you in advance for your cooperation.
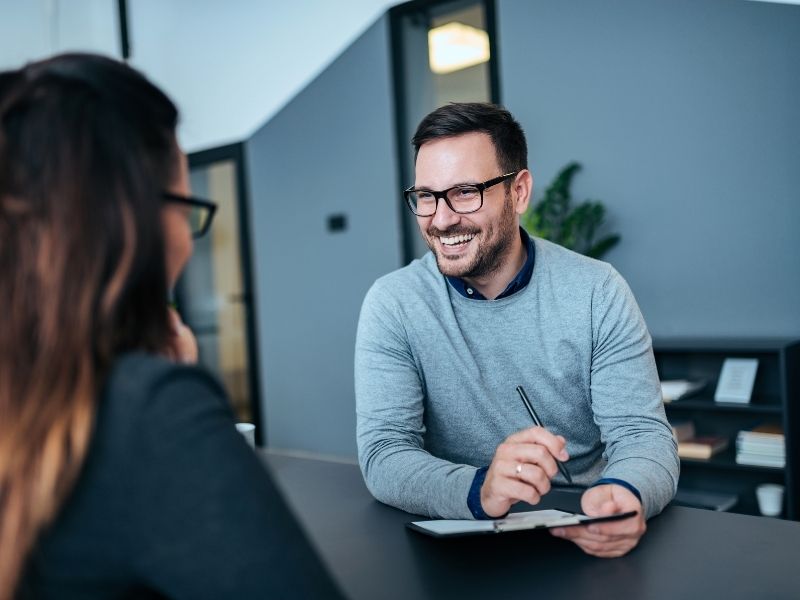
[355,237,678,520]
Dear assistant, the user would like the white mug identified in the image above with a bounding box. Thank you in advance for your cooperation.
[755,483,784,517]
[235,422,256,449]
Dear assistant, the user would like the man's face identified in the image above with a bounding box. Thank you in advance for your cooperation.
[414,132,523,280]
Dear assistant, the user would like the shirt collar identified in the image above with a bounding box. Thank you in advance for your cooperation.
[446,228,535,300]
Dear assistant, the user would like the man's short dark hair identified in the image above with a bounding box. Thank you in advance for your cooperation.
[411,102,528,174]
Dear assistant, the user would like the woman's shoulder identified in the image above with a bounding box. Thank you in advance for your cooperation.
[105,351,225,402]
[107,351,219,388]
[98,352,231,446]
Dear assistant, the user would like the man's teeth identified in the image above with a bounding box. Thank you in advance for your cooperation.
[440,233,475,246]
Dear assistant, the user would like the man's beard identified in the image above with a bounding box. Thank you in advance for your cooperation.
[424,193,517,280]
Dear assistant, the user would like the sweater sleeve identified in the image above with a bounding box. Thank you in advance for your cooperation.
[589,269,680,518]
[129,365,342,599]
[355,282,477,519]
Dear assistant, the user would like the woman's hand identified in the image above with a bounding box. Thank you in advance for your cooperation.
[164,306,198,364]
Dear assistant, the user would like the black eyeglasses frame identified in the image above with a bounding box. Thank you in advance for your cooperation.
[162,192,218,239]
[403,171,518,217]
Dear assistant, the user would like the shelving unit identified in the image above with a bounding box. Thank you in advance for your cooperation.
[653,338,799,520]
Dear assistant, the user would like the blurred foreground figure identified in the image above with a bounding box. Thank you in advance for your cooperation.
[0,53,341,600]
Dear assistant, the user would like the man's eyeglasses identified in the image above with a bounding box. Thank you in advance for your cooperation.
[162,192,218,239]
[404,172,518,217]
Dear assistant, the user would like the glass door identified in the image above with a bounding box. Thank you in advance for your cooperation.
[176,143,262,442]
[391,0,500,262]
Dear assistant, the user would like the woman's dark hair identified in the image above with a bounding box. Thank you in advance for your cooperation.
[0,53,179,599]
[412,102,528,174]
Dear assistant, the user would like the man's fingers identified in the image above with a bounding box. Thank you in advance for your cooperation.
[496,442,561,479]
[587,518,644,537]
[551,511,646,558]
[483,428,572,517]
[507,461,552,497]
[501,479,542,506]
[584,498,619,517]
[553,524,633,543]
[575,539,636,558]
[505,427,569,461]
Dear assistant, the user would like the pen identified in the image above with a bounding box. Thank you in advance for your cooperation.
[515,385,573,485]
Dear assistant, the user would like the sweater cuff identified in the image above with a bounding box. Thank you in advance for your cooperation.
[467,466,493,519]
[590,477,642,503]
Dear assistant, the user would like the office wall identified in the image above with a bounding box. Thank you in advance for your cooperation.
[498,0,800,337]
[246,15,401,458]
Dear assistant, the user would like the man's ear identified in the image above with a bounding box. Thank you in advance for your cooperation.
[513,169,533,215]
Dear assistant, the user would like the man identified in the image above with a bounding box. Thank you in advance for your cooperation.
[355,102,678,557]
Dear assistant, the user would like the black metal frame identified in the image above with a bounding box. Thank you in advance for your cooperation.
[116,0,131,59]
[389,0,501,264]
[404,171,517,215]
[186,142,265,446]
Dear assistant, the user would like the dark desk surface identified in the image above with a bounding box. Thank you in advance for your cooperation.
[262,451,800,600]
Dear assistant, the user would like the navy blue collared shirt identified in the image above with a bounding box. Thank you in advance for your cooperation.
[447,227,535,300]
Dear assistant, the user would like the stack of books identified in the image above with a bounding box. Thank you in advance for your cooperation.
[736,423,785,468]
[670,420,729,460]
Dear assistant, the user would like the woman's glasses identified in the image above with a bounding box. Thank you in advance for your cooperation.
[162,192,218,239]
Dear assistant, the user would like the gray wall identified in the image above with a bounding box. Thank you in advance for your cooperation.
[498,0,800,337]
[246,14,401,457]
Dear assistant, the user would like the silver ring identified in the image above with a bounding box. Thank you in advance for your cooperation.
[515,463,523,475]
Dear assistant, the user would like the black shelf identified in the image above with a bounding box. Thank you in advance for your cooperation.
[664,397,782,415]
[654,338,799,521]
[653,337,799,352]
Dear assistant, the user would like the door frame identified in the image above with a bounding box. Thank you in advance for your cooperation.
[187,142,264,446]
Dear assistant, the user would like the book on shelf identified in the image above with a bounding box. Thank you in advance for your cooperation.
[738,422,784,441]
[734,453,785,468]
[678,435,729,460]
[660,379,706,403]
[736,437,785,454]
[670,420,696,443]
[737,441,785,455]
[736,422,785,467]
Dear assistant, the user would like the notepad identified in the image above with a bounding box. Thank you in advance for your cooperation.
[407,509,637,538]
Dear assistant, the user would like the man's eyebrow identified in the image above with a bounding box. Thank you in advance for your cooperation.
[414,180,480,191]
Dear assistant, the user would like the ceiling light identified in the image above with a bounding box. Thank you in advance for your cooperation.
[428,22,490,75]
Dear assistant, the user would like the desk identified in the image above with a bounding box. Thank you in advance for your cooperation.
[262,451,800,600]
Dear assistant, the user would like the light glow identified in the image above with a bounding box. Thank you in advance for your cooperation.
[428,22,490,75]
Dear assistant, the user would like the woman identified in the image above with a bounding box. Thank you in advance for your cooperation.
[0,54,341,599]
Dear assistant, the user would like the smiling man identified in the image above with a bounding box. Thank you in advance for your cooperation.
[355,102,678,557]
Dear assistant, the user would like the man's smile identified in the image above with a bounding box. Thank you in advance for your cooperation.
[439,233,476,247]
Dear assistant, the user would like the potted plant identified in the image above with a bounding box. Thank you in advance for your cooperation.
[520,162,620,260]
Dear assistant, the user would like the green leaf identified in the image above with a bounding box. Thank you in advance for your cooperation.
[587,235,621,259]
[521,162,621,260]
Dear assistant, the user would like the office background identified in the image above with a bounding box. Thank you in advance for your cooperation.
[1,0,798,461]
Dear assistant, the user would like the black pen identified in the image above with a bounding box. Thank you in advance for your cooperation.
[515,385,573,484]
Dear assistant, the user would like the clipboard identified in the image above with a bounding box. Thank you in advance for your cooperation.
[407,509,637,538]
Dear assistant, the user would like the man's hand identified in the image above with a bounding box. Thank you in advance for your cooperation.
[164,307,199,364]
[480,427,569,518]
[550,484,645,558]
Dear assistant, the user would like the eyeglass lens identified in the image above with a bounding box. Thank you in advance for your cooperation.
[188,206,211,238]
[409,185,481,216]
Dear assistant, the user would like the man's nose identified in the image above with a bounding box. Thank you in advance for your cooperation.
[431,197,460,230]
